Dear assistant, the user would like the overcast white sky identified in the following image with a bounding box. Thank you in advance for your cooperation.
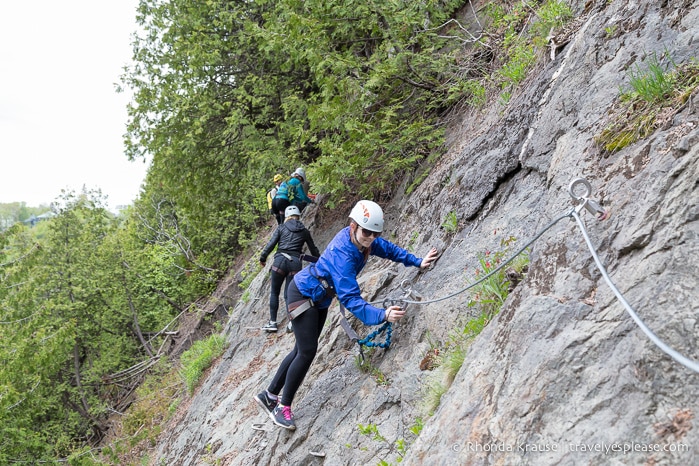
[0,0,149,209]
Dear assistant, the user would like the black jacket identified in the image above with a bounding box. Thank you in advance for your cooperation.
[260,219,320,262]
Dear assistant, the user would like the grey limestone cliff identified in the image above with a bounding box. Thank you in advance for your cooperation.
[151,1,699,464]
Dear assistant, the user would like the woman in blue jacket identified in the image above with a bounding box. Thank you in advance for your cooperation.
[255,200,439,430]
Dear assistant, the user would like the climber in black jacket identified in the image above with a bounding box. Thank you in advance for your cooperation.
[259,205,320,332]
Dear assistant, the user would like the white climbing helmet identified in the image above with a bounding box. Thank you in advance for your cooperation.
[293,167,306,181]
[285,205,301,218]
[348,200,384,232]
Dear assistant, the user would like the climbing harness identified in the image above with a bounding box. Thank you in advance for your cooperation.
[288,299,314,320]
[358,177,699,374]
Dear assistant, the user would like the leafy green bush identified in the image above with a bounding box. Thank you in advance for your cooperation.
[179,334,228,395]
[498,40,536,89]
[531,0,574,46]
[485,0,573,102]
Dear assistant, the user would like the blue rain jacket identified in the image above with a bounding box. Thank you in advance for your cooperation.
[294,226,422,325]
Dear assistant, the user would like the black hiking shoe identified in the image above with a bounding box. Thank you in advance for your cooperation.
[272,404,296,430]
[261,321,278,332]
[254,391,278,420]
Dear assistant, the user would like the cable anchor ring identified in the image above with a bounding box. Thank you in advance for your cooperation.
[568,177,610,220]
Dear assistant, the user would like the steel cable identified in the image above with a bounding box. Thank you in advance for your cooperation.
[571,210,699,374]
[366,200,699,374]
[372,208,576,307]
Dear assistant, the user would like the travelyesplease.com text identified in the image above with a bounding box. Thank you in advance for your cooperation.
[452,441,689,455]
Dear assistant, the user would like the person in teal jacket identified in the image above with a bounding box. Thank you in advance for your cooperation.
[287,167,313,211]
[254,200,439,430]
[272,168,313,222]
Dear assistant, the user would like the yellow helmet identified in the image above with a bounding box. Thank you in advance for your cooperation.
[273,174,284,183]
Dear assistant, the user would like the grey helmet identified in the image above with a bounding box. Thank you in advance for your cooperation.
[293,167,306,181]
[285,205,301,218]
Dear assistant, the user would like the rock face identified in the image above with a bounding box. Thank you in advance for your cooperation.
[152,1,699,464]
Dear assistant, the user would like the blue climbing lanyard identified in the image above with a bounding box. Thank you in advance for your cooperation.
[357,321,393,348]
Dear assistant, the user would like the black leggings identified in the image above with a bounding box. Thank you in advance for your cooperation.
[268,255,301,322]
[267,279,328,406]
[272,197,290,224]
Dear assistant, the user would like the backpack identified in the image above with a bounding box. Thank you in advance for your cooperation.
[287,181,297,202]
[266,187,277,210]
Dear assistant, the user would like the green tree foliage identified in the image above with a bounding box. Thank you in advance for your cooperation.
[0,222,48,461]
[0,190,208,462]
[0,192,109,460]
[253,0,463,196]
[0,201,52,231]
[122,0,473,259]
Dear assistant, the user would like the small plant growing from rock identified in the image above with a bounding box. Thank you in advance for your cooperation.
[627,51,678,104]
[467,236,529,314]
[440,210,458,234]
[407,231,419,253]
[354,351,390,386]
[357,418,424,465]
[596,54,699,153]
[419,237,529,416]
[604,24,618,38]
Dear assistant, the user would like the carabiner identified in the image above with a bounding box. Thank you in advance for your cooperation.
[383,298,405,309]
